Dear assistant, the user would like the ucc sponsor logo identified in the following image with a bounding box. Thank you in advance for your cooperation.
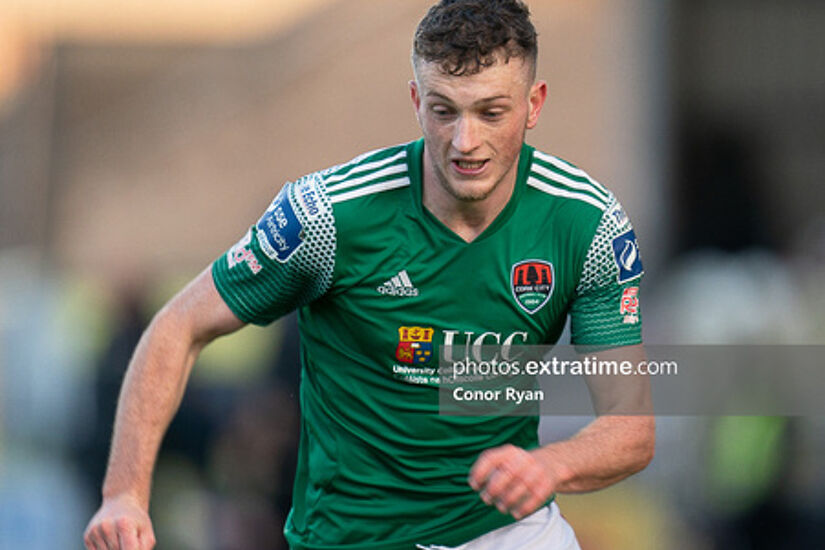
[441,329,528,362]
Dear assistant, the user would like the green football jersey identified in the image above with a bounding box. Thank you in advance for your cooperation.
[211,138,644,549]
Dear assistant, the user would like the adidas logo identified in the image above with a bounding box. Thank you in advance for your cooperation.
[377,270,419,297]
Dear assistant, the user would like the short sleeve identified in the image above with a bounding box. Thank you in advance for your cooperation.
[211,172,336,325]
[569,196,644,347]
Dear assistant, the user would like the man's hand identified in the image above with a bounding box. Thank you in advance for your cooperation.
[84,494,156,550]
[468,444,558,520]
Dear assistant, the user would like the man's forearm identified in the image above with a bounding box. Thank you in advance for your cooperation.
[85,269,245,549]
[533,415,655,494]
[469,344,655,519]
[101,305,204,509]
[468,415,654,519]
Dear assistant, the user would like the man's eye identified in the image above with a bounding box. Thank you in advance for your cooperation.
[484,110,504,120]
[432,106,453,117]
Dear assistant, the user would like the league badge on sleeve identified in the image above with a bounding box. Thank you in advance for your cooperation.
[511,260,554,314]
[611,229,644,283]
[256,184,305,263]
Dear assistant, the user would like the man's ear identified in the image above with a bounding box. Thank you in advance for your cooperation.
[526,80,548,130]
[410,80,422,110]
[410,80,422,124]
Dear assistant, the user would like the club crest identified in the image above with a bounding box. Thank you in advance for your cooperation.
[511,260,554,314]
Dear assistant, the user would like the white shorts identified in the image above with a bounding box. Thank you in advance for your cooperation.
[418,502,582,550]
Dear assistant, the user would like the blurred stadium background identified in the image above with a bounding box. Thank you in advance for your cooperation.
[1,0,824,548]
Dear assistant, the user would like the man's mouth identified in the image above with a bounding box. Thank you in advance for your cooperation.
[452,159,488,174]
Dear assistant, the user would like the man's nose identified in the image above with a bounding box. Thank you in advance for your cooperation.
[452,115,481,153]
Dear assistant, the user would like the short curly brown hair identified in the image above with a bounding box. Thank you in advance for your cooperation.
[412,0,538,78]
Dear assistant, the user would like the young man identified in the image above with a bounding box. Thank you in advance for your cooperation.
[84,1,654,549]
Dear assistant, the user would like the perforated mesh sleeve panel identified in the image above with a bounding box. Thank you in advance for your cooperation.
[212,172,336,325]
[570,195,644,346]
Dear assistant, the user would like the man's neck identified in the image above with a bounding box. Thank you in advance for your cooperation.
[421,152,518,243]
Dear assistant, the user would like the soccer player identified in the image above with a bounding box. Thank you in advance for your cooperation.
[84,1,654,549]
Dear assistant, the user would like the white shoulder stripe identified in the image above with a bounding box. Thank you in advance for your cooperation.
[532,151,610,196]
[329,177,410,204]
[326,163,408,194]
[347,144,407,166]
[527,177,607,211]
[531,163,611,203]
[532,164,610,206]
[325,150,407,186]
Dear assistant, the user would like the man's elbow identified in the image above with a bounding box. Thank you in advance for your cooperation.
[631,416,656,473]
[144,298,203,356]
[151,300,188,336]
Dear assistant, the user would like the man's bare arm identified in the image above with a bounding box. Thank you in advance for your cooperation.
[468,344,655,520]
[84,268,245,550]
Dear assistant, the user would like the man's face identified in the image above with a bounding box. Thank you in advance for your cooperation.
[411,56,546,204]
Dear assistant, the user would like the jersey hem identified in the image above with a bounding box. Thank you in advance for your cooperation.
[285,512,514,550]
[284,495,557,550]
